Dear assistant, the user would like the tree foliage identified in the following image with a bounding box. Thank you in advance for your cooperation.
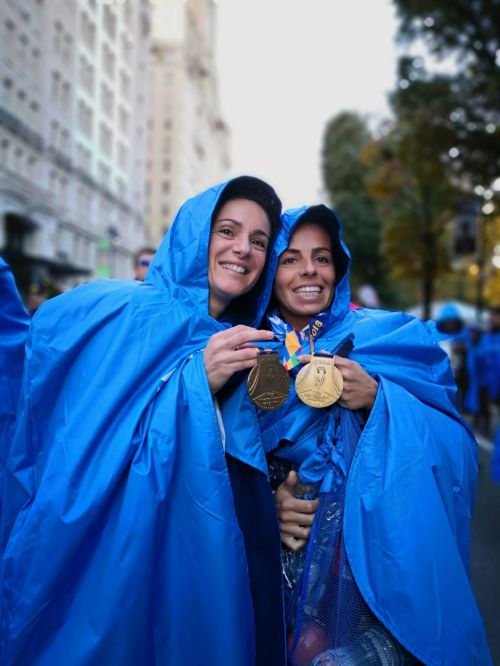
[321,112,388,296]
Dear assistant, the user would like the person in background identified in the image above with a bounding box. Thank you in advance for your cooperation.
[220,204,491,665]
[434,302,478,416]
[1,177,286,666]
[27,276,61,316]
[133,246,156,281]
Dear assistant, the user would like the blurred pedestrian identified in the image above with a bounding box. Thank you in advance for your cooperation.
[0,176,286,665]
[27,276,61,317]
[133,246,156,281]
[434,302,478,415]
[221,205,491,665]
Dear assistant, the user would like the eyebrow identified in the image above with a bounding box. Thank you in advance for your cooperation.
[214,217,270,239]
[283,246,333,254]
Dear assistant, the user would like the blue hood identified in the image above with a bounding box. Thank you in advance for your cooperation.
[0,180,282,665]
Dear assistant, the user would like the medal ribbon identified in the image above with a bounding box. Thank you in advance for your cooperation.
[267,311,330,370]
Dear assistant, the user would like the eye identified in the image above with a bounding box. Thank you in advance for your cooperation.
[216,226,234,237]
[251,237,267,250]
[280,255,296,265]
[316,255,331,264]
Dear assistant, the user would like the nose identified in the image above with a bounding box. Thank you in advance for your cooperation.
[300,256,317,276]
[232,234,251,256]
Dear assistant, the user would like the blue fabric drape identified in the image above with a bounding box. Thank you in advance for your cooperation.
[221,205,491,665]
[0,259,29,516]
[0,183,284,665]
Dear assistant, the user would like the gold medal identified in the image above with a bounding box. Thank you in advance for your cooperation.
[247,351,290,411]
[295,354,343,408]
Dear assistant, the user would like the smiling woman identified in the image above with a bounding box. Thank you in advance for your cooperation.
[273,222,336,331]
[208,199,271,319]
[0,176,287,666]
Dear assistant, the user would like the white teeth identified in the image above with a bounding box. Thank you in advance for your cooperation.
[295,286,321,293]
[221,263,247,274]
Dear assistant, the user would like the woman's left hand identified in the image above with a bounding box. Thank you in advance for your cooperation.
[297,354,378,411]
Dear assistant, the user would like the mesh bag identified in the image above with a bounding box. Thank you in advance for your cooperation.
[277,409,417,666]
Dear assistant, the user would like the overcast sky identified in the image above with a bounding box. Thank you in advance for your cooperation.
[214,0,399,208]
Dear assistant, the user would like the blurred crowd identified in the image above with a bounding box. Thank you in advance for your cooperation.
[433,303,500,481]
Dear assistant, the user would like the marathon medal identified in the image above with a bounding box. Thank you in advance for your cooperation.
[295,354,343,408]
[295,327,344,409]
[247,351,290,411]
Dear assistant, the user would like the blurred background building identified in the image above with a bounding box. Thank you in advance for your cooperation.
[146,0,229,247]
[0,0,229,296]
[0,0,154,294]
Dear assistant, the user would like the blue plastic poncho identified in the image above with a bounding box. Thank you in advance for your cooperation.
[221,205,491,665]
[0,183,283,665]
[0,259,29,514]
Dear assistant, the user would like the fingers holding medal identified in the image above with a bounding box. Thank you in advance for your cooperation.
[204,325,275,395]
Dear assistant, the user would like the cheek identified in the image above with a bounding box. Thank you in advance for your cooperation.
[273,271,288,301]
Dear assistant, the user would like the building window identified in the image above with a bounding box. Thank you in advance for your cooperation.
[61,81,71,112]
[51,71,61,104]
[118,106,129,134]
[2,78,14,110]
[0,138,10,169]
[100,83,114,117]
[119,70,130,97]
[102,43,115,80]
[99,123,113,156]
[162,181,170,194]
[103,6,117,40]
[50,119,59,146]
[52,21,63,54]
[4,20,16,61]
[77,100,93,138]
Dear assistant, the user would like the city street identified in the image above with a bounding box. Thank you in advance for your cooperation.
[471,440,500,664]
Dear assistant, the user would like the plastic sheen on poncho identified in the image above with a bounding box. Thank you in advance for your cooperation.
[220,205,492,666]
[0,180,282,666]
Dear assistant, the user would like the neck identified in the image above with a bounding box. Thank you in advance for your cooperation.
[209,293,227,320]
[280,309,309,332]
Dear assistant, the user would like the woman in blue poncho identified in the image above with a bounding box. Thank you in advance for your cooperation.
[221,204,491,665]
[0,177,287,666]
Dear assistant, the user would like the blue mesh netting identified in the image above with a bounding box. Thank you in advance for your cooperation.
[269,409,418,666]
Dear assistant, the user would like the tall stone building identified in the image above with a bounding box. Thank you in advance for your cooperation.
[0,0,153,296]
[147,0,230,247]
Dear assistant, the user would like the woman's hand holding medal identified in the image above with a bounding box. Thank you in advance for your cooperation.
[204,325,275,394]
[296,354,378,411]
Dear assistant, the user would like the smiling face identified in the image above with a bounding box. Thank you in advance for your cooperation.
[208,198,271,319]
[274,222,336,331]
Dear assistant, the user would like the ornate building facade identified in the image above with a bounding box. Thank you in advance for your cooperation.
[0,0,152,295]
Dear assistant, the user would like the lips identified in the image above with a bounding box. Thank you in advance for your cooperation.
[220,262,248,275]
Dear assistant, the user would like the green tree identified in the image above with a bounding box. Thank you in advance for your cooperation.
[391,0,500,311]
[321,112,388,298]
